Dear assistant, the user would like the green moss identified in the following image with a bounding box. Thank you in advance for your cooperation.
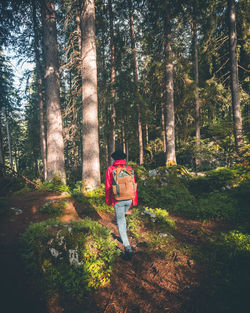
[39,200,69,217]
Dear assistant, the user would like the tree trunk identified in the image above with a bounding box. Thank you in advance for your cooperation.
[122,125,126,154]
[228,0,244,152]
[80,0,101,190]
[161,105,166,153]
[41,0,66,182]
[128,0,144,165]
[75,8,82,53]
[4,109,13,169]
[108,0,116,165]
[0,115,4,168]
[191,19,201,168]
[164,18,176,165]
[145,123,149,146]
[32,0,47,180]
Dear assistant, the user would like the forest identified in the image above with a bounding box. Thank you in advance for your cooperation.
[0,0,249,313]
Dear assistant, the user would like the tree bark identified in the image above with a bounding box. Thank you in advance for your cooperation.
[161,105,166,153]
[32,0,47,180]
[4,108,13,169]
[0,115,4,168]
[122,124,126,155]
[41,0,66,182]
[191,19,201,167]
[108,0,116,165]
[164,18,176,165]
[228,0,244,152]
[145,123,149,146]
[80,0,101,190]
[128,0,144,165]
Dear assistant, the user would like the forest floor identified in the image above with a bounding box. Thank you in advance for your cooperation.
[0,191,231,313]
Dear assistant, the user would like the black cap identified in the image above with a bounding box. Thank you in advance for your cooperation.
[111,150,127,160]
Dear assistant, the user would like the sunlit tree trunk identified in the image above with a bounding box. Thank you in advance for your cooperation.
[80,0,101,190]
[108,0,116,165]
[161,105,166,153]
[122,124,126,154]
[41,0,66,182]
[164,17,176,165]
[228,0,244,152]
[128,0,144,165]
[191,19,201,168]
[32,0,47,180]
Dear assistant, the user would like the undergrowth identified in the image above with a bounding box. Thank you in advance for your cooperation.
[0,197,7,217]
[39,200,69,217]
[127,206,177,256]
[133,163,250,222]
[13,186,33,195]
[72,183,113,213]
[20,218,120,302]
[38,175,71,194]
[192,229,250,313]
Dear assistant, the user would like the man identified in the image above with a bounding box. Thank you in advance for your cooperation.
[105,150,138,260]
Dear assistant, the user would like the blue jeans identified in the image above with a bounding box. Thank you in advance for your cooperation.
[114,199,132,248]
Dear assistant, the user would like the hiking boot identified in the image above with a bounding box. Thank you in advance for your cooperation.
[123,246,134,260]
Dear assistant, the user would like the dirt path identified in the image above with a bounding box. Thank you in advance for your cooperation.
[0,192,60,313]
[0,191,218,313]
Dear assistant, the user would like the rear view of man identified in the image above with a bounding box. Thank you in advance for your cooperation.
[105,150,138,260]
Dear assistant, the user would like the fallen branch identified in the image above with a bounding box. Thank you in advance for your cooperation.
[0,162,39,188]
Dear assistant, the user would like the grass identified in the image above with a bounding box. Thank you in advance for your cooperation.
[39,200,69,217]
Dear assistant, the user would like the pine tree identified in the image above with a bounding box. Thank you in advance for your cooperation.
[32,0,47,179]
[164,12,176,165]
[80,0,101,189]
[227,0,244,152]
[127,0,144,165]
[41,0,66,182]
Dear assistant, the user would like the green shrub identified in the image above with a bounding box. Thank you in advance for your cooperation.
[72,183,113,213]
[128,161,148,180]
[126,208,142,239]
[231,179,250,230]
[20,218,120,302]
[127,207,176,257]
[188,166,248,197]
[220,230,250,255]
[197,191,237,220]
[40,200,69,217]
[13,186,33,195]
[38,175,71,194]
[144,207,175,230]
[138,167,195,217]
[195,228,250,313]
